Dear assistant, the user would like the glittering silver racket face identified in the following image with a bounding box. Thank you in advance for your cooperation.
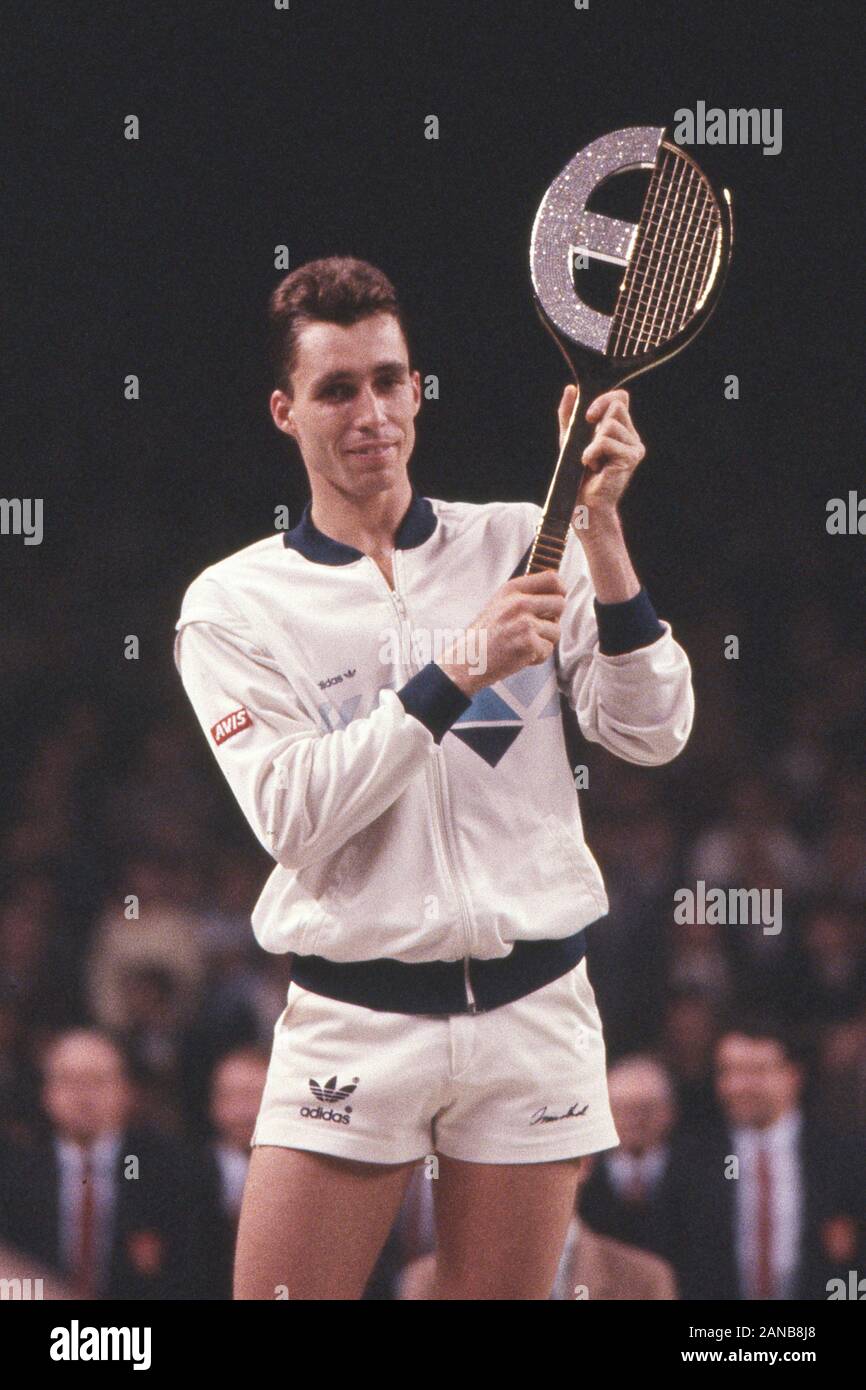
[530,125,733,380]
[522,126,734,578]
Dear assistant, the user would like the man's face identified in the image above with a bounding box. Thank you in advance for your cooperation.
[41,1034,132,1144]
[608,1077,674,1155]
[271,312,421,500]
[715,1034,800,1130]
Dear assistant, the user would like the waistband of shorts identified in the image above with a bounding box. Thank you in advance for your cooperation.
[288,928,589,1015]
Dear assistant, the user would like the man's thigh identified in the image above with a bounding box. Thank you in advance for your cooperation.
[234,1144,416,1300]
[432,1152,585,1299]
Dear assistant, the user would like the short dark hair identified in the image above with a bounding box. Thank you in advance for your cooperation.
[716,1012,810,1070]
[268,256,410,395]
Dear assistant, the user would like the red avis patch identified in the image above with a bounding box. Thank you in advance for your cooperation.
[211,707,252,745]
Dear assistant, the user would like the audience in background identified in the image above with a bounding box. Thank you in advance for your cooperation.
[0,592,863,1298]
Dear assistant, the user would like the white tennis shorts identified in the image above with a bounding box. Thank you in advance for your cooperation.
[251,958,620,1164]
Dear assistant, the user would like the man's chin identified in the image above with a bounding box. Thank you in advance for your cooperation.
[350,462,407,494]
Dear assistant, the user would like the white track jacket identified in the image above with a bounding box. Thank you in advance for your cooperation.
[174,490,694,966]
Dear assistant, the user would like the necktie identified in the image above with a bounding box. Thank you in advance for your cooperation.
[75,1147,98,1298]
[754,1146,774,1299]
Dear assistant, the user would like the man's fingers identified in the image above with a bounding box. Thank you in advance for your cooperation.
[591,419,636,449]
[582,434,642,469]
[510,570,566,593]
[586,388,630,423]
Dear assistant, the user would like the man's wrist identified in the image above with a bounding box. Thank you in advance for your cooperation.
[573,506,641,603]
[573,505,623,547]
[396,662,474,742]
[437,661,482,698]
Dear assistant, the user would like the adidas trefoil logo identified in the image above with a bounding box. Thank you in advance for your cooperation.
[300,1075,360,1126]
[309,1075,358,1104]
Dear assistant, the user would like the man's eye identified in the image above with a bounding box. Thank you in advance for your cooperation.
[376,374,404,391]
[322,384,353,401]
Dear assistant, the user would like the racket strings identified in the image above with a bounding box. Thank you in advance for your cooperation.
[608,147,721,358]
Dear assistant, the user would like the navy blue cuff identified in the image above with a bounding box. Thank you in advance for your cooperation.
[594,587,665,655]
[396,661,473,743]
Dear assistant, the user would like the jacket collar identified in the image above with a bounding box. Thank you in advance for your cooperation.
[282,485,437,565]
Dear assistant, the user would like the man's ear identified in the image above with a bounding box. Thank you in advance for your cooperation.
[410,368,422,416]
[270,389,297,439]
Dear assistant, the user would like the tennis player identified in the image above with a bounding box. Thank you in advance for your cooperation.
[173,256,695,1299]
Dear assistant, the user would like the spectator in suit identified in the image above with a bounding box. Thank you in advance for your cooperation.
[672,1019,866,1300]
[1,1028,210,1299]
[578,1056,683,1265]
[196,1046,270,1299]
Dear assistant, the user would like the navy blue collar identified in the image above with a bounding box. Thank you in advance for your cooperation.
[282,487,437,565]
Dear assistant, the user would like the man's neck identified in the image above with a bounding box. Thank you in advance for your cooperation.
[308,477,413,555]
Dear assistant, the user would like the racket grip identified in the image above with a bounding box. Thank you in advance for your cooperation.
[524,390,595,574]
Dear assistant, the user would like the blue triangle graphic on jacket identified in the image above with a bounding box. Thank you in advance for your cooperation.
[501,656,555,707]
[450,724,522,767]
[454,686,520,724]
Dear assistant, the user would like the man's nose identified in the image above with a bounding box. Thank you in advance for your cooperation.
[354,384,389,427]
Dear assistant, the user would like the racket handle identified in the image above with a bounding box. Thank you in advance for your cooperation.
[524,382,599,575]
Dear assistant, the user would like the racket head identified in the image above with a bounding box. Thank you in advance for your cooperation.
[530,127,734,389]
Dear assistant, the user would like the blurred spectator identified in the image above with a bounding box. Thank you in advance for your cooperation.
[0,886,80,1030]
[101,723,220,860]
[813,1010,866,1138]
[578,1056,683,1264]
[179,946,288,1139]
[773,692,837,823]
[792,899,866,1026]
[117,965,188,1134]
[0,1029,210,1299]
[657,988,723,1131]
[687,771,814,896]
[86,853,207,1032]
[0,990,41,1143]
[665,913,733,1004]
[671,1020,866,1300]
[585,809,679,1054]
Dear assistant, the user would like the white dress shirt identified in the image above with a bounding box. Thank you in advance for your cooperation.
[55,1131,122,1296]
[731,1108,803,1300]
[606,1143,669,1199]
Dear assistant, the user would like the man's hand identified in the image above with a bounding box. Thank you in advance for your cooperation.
[438,571,567,698]
[557,385,646,524]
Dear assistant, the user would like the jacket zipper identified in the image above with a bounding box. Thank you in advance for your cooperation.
[368,553,478,1012]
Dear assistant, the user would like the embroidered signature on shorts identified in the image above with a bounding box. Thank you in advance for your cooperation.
[529,1101,589,1125]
